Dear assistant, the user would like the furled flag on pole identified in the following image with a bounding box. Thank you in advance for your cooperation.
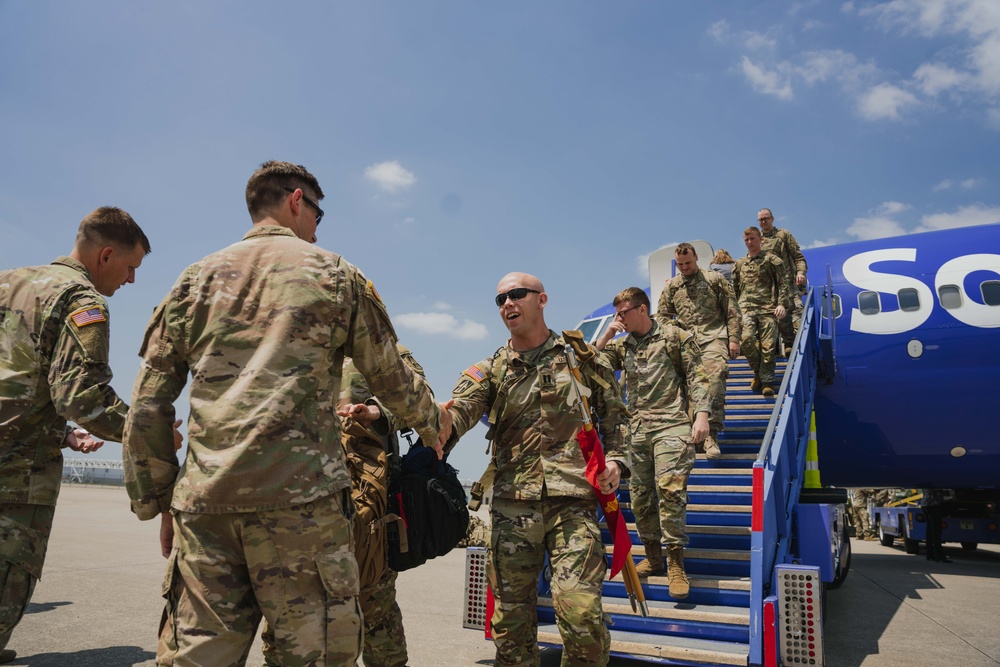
[578,427,631,579]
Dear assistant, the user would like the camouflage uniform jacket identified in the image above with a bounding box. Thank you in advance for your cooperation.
[448,330,629,501]
[342,345,429,436]
[761,227,807,284]
[657,269,740,347]
[0,257,128,506]
[733,251,792,316]
[599,319,711,437]
[123,226,441,520]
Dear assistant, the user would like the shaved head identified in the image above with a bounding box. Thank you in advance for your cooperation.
[497,272,544,293]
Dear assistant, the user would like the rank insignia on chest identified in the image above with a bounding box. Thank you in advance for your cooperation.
[541,371,555,388]
[70,306,106,327]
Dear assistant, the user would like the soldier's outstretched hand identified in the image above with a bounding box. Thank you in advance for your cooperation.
[64,427,104,454]
[337,403,382,427]
[434,399,455,458]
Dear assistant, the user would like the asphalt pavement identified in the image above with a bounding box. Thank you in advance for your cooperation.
[5,486,999,666]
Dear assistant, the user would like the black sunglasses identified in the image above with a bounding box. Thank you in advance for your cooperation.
[282,186,324,225]
[495,287,540,307]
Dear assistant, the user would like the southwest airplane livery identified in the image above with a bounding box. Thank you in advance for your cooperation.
[577,222,1000,495]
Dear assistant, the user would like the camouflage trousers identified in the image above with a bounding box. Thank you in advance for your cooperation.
[261,568,406,667]
[778,289,804,350]
[488,496,609,667]
[849,490,874,538]
[0,503,55,651]
[629,429,695,546]
[700,339,730,434]
[158,491,362,666]
[740,312,779,383]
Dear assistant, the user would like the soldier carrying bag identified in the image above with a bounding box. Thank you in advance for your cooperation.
[386,431,470,572]
[342,418,405,589]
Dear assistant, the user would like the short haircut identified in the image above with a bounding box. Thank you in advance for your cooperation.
[675,242,697,258]
[712,248,735,263]
[759,208,773,219]
[612,287,650,310]
[744,226,761,237]
[245,160,324,221]
[76,207,151,255]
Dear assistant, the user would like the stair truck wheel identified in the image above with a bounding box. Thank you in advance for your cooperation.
[828,523,851,590]
[961,542,979,552]
[878,519,895,547]
[901,519,921,555]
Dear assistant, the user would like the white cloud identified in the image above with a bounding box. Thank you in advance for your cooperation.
[916,204,1000,231]
[740,56,794,100]
[847,216,908,240]
[857,83,920,120]
[913,62,968,96]
[395,312,488,340]
[744,31,777,51]
[728,0,1000,124]
[707,20,729,42]
[432,301,453,311]
[364,160,417,193]
[847,201,912,240]
[934,177,983,191]
[845,201,998,240]
[807,238,840,248]
[864,0,1000,98]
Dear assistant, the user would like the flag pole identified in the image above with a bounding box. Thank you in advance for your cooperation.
[564,341,647,617]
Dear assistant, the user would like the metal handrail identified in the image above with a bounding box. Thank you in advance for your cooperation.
[748,288,820,666]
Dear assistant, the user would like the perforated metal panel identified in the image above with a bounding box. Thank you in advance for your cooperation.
[776,564,824,666]
[463,547,489,629]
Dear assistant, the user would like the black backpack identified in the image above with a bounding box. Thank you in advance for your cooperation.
[386,434,470,572]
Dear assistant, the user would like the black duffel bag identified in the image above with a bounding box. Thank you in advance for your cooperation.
[386,437,470,572]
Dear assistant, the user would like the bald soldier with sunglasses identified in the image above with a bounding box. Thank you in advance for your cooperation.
[446,273,630,667]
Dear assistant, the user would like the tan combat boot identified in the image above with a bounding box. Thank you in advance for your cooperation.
[666,545,690,599]
[634,541,665,577]
[704,432,722,460]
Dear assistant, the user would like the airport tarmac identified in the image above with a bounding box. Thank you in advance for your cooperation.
[5,485,1000,666]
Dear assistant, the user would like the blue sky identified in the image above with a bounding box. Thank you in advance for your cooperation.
[2,1,998,482]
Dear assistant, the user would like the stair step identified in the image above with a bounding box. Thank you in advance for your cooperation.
[539,625,749,666]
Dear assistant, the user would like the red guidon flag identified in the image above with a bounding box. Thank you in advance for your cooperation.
[577,427,631,579]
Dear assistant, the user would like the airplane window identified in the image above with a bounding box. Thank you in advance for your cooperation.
[983,280,1000,306]
[577,317,608,344]
[938,284,962,310]
[898,288,920,312]
[858,291,880,315]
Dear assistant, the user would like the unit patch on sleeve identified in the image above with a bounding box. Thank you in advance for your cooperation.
[70,306,107,327]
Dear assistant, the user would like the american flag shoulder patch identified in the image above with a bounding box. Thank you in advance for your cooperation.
[464,365,487,383]
[70,306,107,327]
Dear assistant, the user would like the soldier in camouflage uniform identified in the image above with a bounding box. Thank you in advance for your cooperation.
[733,227,792,398]
[656,244,741,460]
[0,207,151,664]
[262,345,427,667]
[122,161,452,667]
[446,273,629,667]
[849,489,877,540]
[596,287,711,599]
[757,209,807,355]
